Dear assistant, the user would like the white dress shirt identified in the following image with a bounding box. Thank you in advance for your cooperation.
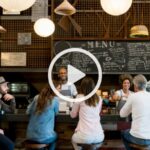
[120,90,150,139]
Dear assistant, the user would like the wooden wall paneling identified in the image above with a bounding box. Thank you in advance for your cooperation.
[0,6,52,70]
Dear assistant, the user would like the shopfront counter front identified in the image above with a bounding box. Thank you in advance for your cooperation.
[0,111,131,149]
[1,111,130,130]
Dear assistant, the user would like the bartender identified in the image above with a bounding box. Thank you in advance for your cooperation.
[112,74,133,111]
[0,76,16,113]
[58,67,77,98]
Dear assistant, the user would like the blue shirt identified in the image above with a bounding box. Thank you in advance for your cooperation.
[26,95,59,142]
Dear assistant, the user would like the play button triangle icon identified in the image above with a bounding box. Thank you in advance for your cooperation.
[67,64,86,84]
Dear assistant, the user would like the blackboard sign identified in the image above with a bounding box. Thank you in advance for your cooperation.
[54,41,150,74]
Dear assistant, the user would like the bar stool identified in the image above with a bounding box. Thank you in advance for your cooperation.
[77,142,103,150]
[23,140,49,150]
[129,143,150,150]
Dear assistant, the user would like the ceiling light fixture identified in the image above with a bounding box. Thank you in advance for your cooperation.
[54,0,76,16]
[100,0,133,16]
[0,25,6,33]
[34,18,55,37]
[0,0,36,12]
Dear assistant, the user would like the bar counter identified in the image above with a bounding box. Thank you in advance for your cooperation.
[0,110,131,149]
[1,110,128,131]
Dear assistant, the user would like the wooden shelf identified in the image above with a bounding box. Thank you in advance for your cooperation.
[54,37,150,41]
[0,68,48,72]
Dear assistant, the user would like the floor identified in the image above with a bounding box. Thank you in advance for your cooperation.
[101,140,125,150]
[36,140,125,150]
[14,138,125,150]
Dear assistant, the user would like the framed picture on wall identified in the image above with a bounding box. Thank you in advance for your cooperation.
[1,52,27,66]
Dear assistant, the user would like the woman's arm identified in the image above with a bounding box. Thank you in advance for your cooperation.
[53,97,59,115]
[70,102,80,118]
[26,95,37,115]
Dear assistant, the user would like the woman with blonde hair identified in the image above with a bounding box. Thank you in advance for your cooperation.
[26,83,60,150]
[70,77,104,150]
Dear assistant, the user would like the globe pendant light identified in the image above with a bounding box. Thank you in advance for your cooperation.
[54,0,76,16]
[0,0,36,12]
[100,0,133,16]
[34,18,55,37]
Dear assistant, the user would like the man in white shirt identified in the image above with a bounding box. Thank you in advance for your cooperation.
[120,74,150,150]
[58,67,77,98]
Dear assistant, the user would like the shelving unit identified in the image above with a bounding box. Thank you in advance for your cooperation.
[0,0,150,72]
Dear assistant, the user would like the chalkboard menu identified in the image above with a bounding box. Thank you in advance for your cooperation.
[54,41,150,74]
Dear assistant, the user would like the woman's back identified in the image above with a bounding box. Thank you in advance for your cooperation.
[26,95,59,142]
[71,77,104,149]
[79,100,103,135]
[71,95,103,136]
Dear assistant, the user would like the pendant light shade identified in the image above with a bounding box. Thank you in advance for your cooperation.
[100,0,133,16]
[54,0,76,16]
[0,25,6,33]
[0,0,36,12]
[34,18,55,37]
[130,25,149,38]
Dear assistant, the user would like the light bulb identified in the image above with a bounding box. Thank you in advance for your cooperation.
[34,18,55,37]
[100,0,133,16]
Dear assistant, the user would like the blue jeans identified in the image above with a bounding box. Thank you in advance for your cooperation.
[0,134,14,150]
[121,129,150,150]
[27,136,57,150]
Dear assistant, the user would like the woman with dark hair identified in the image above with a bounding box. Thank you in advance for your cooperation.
[70,77,104,150]
[26,84,60,150]
[112,74,134,111]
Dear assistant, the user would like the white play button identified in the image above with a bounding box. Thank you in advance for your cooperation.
[67,64,86,84]
[48,48,102,103]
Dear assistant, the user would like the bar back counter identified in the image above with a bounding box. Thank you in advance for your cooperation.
[0,110,130,150]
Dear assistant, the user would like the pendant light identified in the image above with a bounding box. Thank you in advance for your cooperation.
[54,0,76,16]
[0,25,6,33]
[100,0,133,16]
[0,0,36,12]
[34,18,55,37]
[130,25,149,37]
[130,2,149,38]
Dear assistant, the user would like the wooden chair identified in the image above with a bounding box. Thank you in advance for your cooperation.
[77,142,103,150]
[23,140,49,150]
[129,143,150,150]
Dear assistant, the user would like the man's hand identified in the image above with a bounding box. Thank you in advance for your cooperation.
[3,94,14,101]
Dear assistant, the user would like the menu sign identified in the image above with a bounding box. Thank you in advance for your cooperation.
[54,41,150,74]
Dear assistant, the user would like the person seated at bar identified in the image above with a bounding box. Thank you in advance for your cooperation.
[0,129,14,150]
[146,80,150,92]
[70,77,104,150]
[58,66,77,98]
[120,74,150,150]
[0,76,16,113]
[112,74,133,111]
[26,83,60,150]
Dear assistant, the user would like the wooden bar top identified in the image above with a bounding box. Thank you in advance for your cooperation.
[0,110,126,123]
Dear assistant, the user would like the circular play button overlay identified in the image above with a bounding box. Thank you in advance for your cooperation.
[48,48,102,103]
